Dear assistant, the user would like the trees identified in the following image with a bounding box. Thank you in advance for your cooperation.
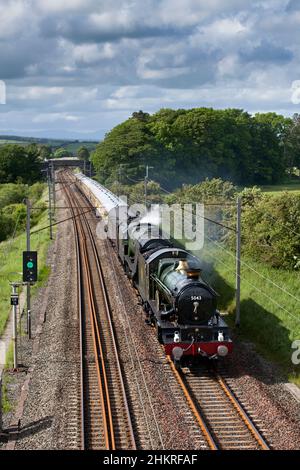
[283,113,300,174]
[53,148,71,159]
[0,144,41,184]
[91,116,168,185]
[165,178,237,204]
[0,181,46,242]
[0,203,26,242]
[240,191,300,269]
[92,108,296,190]
[77,146,90,161]
[38,145,52,160]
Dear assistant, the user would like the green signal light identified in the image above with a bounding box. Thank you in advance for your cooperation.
[27,261,34,269]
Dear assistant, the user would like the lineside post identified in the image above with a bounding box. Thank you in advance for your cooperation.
[26,199,32,338]
[235,196,242,326]
[51,162,56,211]
[11,284,18,369]
[47,169,53,240]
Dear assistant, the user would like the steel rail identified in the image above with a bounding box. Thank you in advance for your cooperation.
[71,175,135,450]
[66,170,269,451]
[59,171,86,449]
[80,209,136,450]
[169,359,270,451]
[216,373,269,450]
[63,170,136,450]
[72,180,85,449]
[104,237,165,450]
[73,172,160,449]
[166,356,218,450]
[62,173,112,449]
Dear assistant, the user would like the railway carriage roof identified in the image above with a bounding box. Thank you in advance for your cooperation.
[75,173,128,213]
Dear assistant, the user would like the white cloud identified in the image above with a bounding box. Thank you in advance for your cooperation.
[33,113,80,123]
[89,10,134,30]
[202,17,247,38]
[217,54,240,77]
[156,0,248,27]
[137,56,190,80]
[15,87,64,100]
[36,0,90,13]
[0,0,298,138]
[0,0,31,38]
[72,43,116,64]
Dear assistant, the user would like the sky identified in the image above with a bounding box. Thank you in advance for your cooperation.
[0,0,300,140]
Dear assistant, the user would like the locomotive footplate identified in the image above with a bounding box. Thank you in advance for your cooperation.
[156,313,231,342]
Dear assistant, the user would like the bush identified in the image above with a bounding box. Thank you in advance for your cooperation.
[0,183,27,209]
[0,182,46,242]
[240,190,300,269]
[165,178,237,204]
[28,182,45,203]
[0,204,26,241]
[0,144,42,184]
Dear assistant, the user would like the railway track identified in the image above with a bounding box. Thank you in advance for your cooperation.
[101,239,212,450]
[61,171,136,450]
[62,169,270,451]
[169,360,270,450]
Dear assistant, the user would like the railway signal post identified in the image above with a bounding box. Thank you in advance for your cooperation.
[47,170,53,240]
[23,250,38,339]
[51,161,56,212]
[10,283,20,370]
[26,199,32,338]
[235,197,242,326]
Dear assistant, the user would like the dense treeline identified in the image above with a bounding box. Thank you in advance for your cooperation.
[0,142,92,183]
[92,108,300,189]
[0,144,42,184]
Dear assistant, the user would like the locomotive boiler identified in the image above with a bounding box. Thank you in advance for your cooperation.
[118,219,233,364]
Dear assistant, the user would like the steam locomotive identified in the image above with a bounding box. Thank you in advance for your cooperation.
[116,217,233,365]
[75,173,233,365]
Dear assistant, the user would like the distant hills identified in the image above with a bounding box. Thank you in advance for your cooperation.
[0,135,98,154]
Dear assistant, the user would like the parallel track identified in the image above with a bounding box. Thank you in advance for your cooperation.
[169,360,270,450]
[61,171,136,450]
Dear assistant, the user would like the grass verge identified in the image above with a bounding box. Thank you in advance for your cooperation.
[258,181,300,195]
[0,188,54,336]
[198,246,300,385]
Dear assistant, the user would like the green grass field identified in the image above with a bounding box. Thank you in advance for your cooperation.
[258,181,300,195]
[0,190,53,336]
[62,142,97,153]
[0,139,30,146]
[197,246,300,384]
